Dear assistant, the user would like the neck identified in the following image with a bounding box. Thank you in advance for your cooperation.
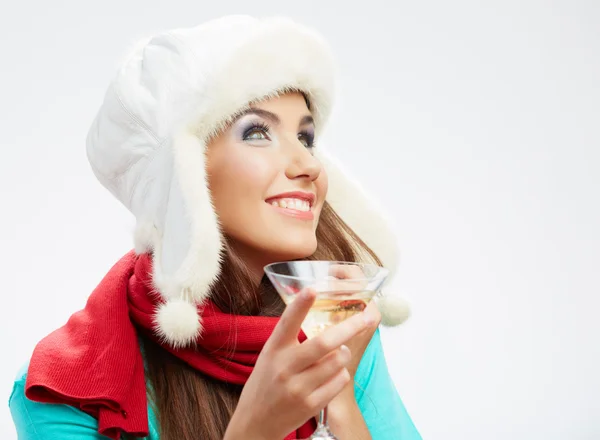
[227,243,269,287]
[224,241,288,317]
[245,261,266,287]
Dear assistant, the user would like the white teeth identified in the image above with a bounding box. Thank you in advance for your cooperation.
[269,198,311,212]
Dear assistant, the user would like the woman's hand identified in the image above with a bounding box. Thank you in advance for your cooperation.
[224,288,374,440]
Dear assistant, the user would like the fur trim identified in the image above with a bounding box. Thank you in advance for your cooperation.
[177,17,335,141]
[150,131,224,303]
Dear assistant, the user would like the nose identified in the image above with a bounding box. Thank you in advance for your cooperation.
[284,141,322,182]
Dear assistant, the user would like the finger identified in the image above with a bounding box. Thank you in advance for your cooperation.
[305,368,352,412]
[266,288,316,349]
[293,310,372,370]
[329,264,365,280]
[294,345,351,391]
[328,264,369,293]
[363,300,382,328]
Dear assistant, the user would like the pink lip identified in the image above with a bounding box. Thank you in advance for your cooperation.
[269,205,315,220]
[265,191,316,221]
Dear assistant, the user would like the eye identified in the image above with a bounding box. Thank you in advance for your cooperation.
[243,122,271,141]
[298,130,315,149]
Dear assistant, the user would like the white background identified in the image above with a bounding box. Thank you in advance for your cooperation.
[1,1,599,439]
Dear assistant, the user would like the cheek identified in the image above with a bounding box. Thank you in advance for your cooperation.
[207,147,275,224]
[215,156,268,191]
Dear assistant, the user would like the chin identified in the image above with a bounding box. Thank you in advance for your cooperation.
[267,236,318,262]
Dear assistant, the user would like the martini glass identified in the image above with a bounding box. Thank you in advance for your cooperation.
[264,261,389,440]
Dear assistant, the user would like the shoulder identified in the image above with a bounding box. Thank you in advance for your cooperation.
[355,327,393,405]
[9,361,108,440]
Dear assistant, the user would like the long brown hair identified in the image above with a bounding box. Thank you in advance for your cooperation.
[137,202,381,440]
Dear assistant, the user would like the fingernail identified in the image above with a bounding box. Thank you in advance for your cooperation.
[300,289,315,300]
[340,345,351,360]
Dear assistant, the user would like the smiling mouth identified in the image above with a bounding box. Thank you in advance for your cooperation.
[265,195,315,220]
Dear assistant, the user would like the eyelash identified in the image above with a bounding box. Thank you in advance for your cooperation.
[242,122,316,149]
[298,130,315,149]
[242,122,271,140]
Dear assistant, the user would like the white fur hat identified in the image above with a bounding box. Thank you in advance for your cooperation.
[86,15,409,347]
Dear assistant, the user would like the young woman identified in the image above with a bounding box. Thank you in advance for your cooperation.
[9,15,421,440]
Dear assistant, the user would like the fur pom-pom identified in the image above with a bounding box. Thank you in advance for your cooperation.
[376,295,411,326]
[153,298,202,348]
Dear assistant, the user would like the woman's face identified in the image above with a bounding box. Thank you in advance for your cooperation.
[206,92,328,274]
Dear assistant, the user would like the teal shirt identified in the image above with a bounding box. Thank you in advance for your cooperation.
[9,329,421,439]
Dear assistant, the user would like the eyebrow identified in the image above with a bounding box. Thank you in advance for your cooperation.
[236,109,314,127]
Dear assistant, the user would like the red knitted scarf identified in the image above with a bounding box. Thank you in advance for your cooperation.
[25,251,316,439]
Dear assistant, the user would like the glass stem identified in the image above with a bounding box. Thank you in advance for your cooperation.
[317,406,328,428]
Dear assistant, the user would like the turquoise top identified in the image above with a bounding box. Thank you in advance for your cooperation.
[9,329,421,439]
